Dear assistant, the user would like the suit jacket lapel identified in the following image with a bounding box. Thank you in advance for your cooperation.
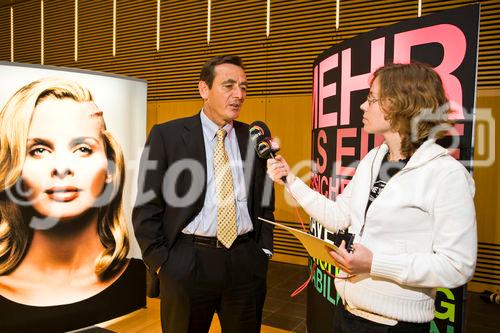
[181,113,208,206]
[181,113,206,165]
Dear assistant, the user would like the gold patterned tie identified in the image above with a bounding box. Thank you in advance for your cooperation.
[214,128,237,248]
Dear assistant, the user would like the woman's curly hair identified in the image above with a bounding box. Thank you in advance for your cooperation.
[373,62,453,157]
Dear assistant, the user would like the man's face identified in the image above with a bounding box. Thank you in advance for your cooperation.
[199,63,247,126]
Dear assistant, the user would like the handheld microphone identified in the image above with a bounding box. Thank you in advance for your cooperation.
[255,137,277,159]
[249,120,271,143]
[249,121,278,158]
[249,121,287,183]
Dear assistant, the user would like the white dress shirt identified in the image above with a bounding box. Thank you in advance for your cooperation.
[182,110,253,236]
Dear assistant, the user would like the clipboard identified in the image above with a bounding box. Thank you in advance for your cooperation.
[258,217,339,266]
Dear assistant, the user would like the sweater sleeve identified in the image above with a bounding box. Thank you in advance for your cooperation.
[370,168,477,289]
[287,177,352,233]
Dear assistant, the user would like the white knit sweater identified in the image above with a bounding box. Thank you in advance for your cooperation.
[289,140,477,323]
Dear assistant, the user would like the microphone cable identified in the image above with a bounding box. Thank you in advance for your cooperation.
[248,121,352,297]
[284,179,353,299]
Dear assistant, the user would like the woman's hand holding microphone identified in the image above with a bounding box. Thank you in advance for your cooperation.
[266,155,296,185]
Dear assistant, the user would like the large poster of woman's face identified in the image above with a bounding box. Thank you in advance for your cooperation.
[0,62,147,332]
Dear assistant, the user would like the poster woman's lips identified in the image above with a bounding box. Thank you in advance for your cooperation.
[45,187,81,202]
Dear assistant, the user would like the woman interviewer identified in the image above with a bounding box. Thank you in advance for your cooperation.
[267,63,477,332]
[0,78,143,331]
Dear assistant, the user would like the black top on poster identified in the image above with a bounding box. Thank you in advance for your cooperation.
[0,259,146,333]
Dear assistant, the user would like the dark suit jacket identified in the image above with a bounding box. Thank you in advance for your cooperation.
[132,113,275,275]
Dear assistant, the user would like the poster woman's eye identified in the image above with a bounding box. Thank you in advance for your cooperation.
[74,145,93,156]
[29,147,49,158]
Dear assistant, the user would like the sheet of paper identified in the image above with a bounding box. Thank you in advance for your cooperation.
[258,217,339,266]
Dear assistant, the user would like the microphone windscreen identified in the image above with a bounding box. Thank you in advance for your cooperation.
[249,121,271,142]
[255,137,272,159]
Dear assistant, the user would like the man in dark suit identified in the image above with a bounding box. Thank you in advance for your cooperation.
[133,55,275,333]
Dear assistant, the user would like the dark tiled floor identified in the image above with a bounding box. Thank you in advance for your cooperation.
[263,261,500,333]
[465,291,500,333]
[262,261,309,332]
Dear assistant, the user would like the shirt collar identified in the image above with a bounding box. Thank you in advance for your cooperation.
[200,108,234,142]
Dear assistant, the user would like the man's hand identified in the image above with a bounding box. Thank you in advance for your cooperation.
[326,240,373,275]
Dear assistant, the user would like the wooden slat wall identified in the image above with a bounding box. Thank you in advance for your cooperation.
[12,0,39,64]
[77,1,112,70]
[273,220,308,259]
[111,1,157,80]
[327,0,416,43]
[210,1,268,96]
[1,0,499,96]
[153,0,207,99]
[45,0,74,66]
[264,0,336,95]
[0,6,9,61]
[473,242,500,287]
